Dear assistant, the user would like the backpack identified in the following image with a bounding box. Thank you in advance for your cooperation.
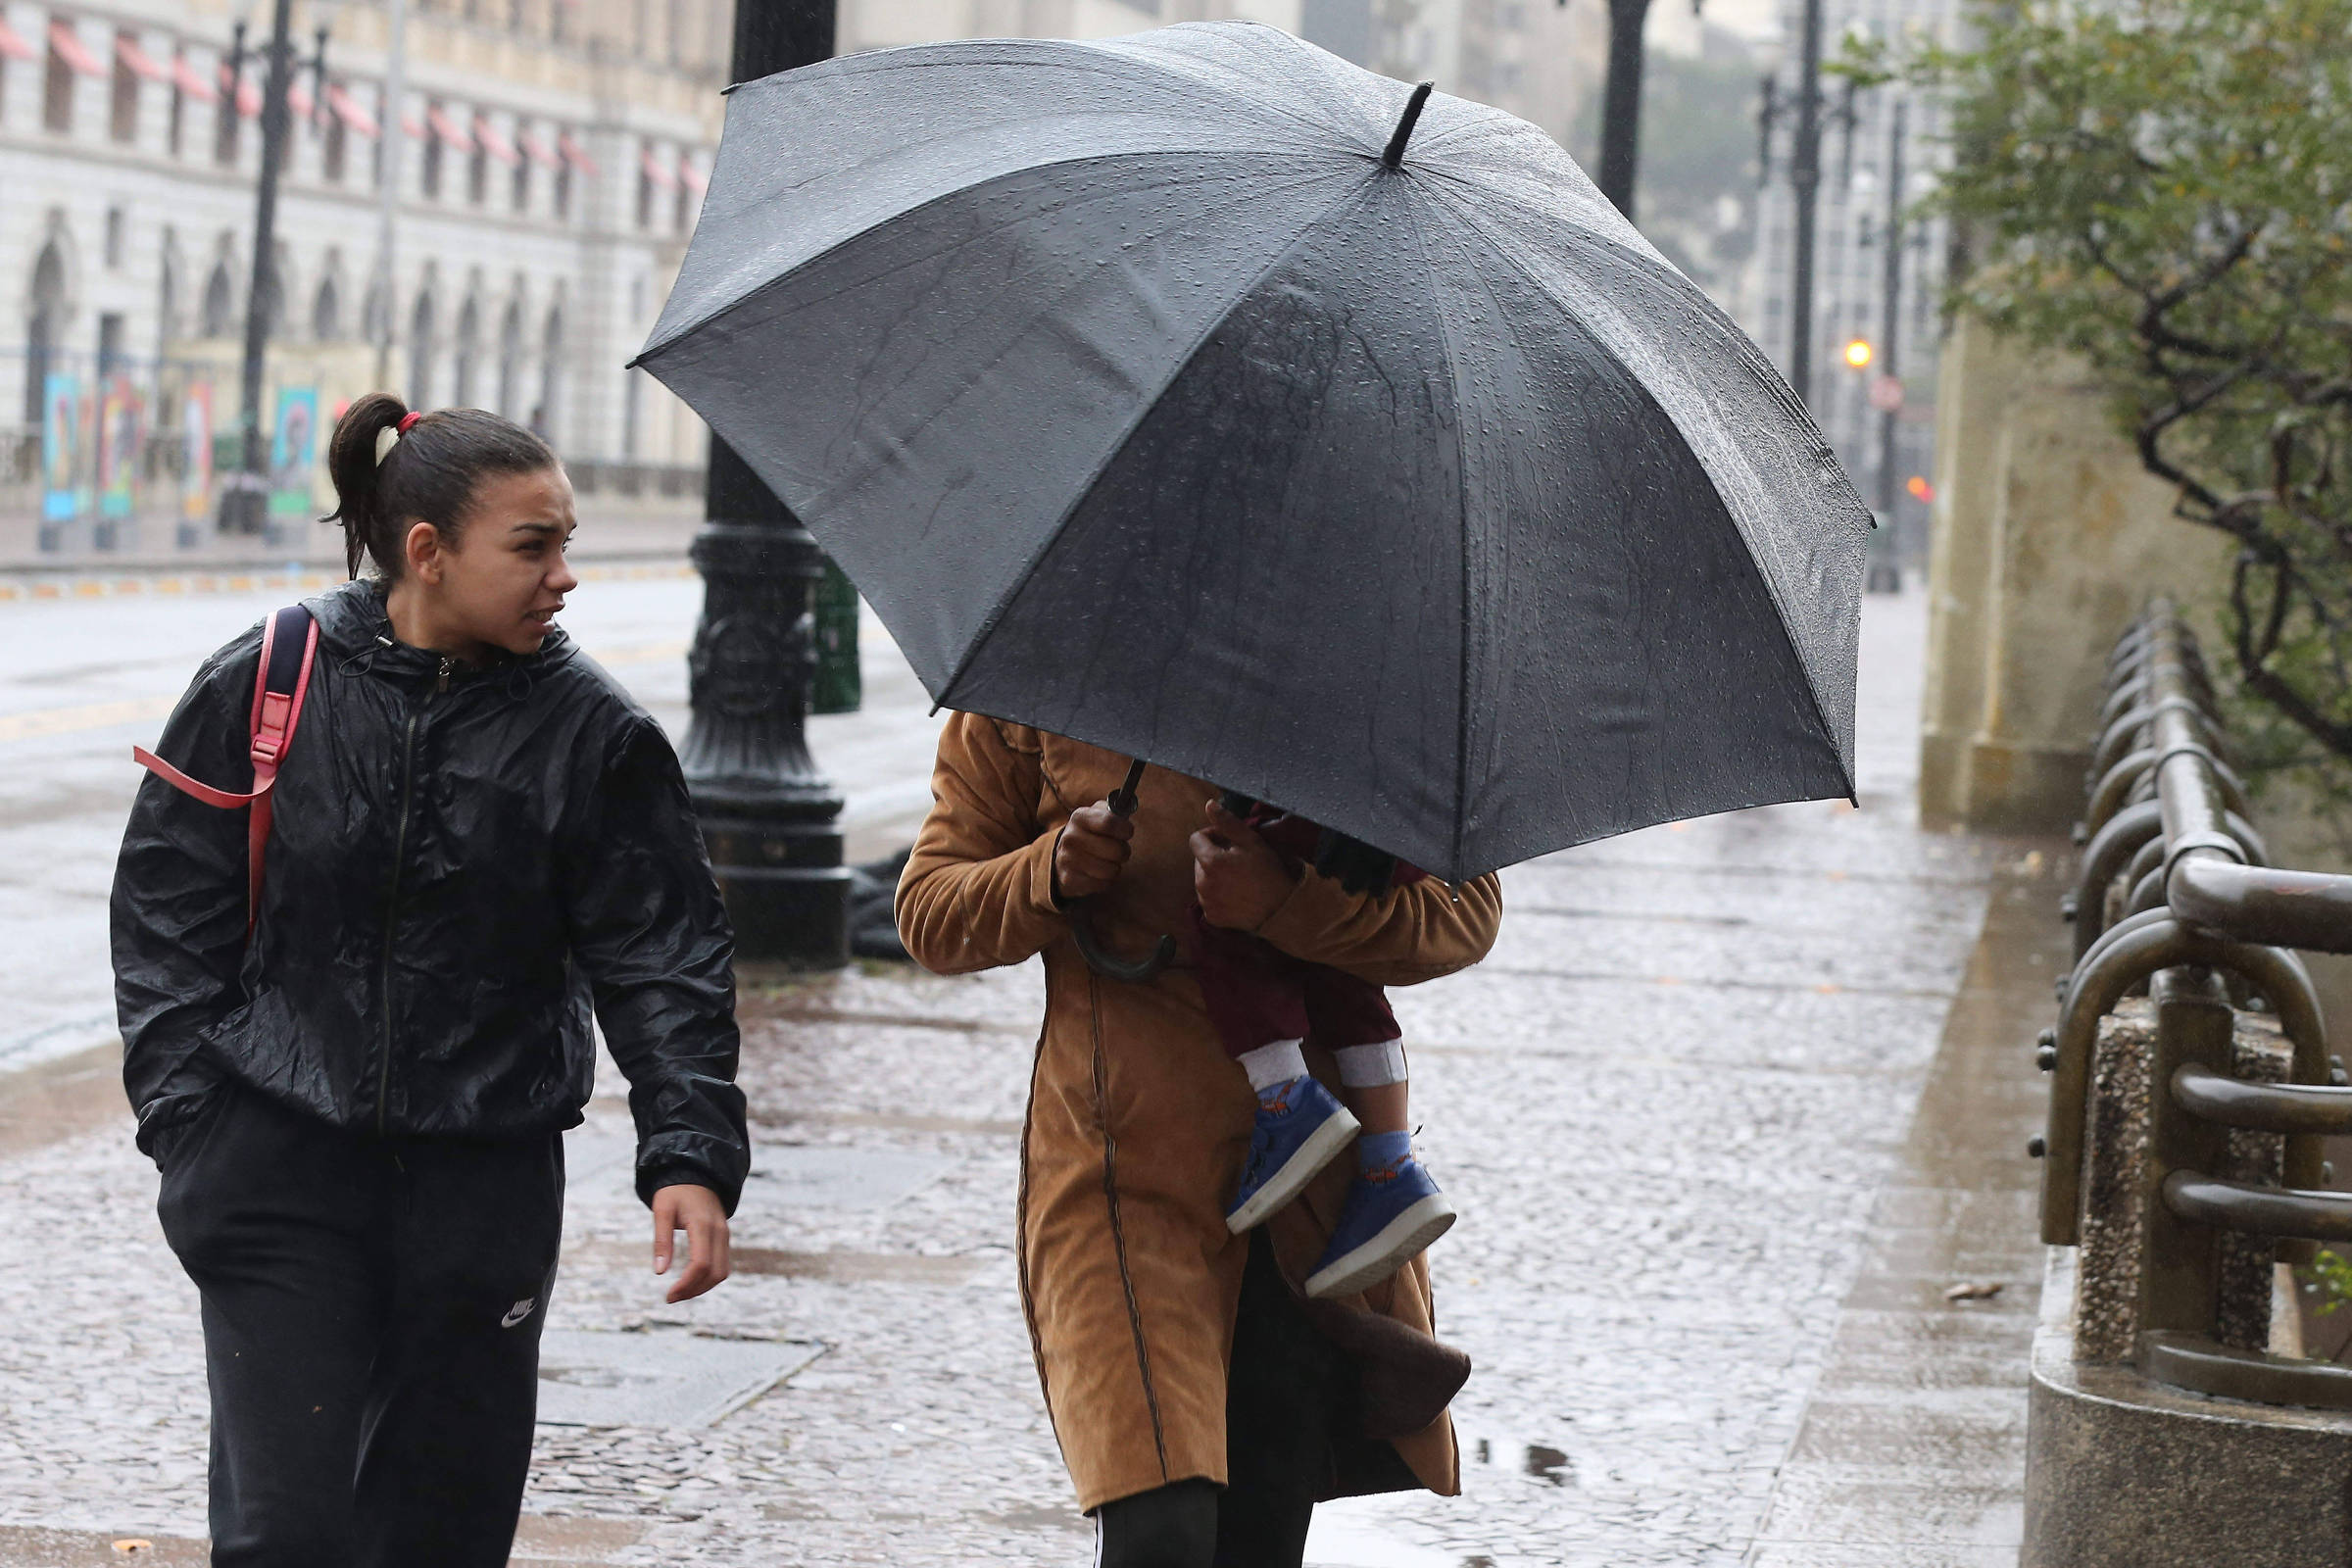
[132,604,320,936]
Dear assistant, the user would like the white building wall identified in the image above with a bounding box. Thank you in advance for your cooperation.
[0,0,724,479]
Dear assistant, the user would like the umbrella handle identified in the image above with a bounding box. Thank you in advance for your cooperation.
[1069,899,1178,983]
[1070,759,1178,983]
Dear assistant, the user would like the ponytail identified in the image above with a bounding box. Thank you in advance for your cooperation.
[322,393,559,581]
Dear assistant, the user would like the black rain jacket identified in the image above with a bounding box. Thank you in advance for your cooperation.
[112,578,749,1211]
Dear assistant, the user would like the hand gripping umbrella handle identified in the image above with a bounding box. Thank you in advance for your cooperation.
[1069,759,1178,984]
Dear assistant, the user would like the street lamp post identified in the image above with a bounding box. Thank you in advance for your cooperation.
[218,0,329,542]
[1756,0,1829,405]
[1874,97,1906,518]
[677,0,849,970]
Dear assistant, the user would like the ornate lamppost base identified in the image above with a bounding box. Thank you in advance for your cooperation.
[680,452,852,972]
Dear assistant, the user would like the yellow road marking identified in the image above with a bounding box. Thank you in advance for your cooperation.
[0,636,687,746]
[0,696,176,743]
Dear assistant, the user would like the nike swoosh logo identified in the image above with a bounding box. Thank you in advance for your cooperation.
[500,1298,536,1329]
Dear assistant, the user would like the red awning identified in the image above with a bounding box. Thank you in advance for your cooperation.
[425,103,473,152]
[47,20,104,77]
[326,83,377,137]
[218,62,262,118]
[558,131,598,176]
[516,126,561,170]
[0,19,36,63]
[170,54,216,103]
[115,33,168,81]
[473,115,519,167]
[639,145,677,189]
[678,157,707,196]
[287,80,314,120]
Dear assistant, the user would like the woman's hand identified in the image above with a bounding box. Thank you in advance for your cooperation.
[1192,799,1299,930]
[652,1183,732,1303]
[1053,803,1135,904]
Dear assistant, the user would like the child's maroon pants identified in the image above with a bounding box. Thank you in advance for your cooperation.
[1185,907,1400,1059]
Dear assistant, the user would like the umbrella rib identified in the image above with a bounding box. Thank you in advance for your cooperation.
[1390,191,1479,881]
[1411,177,1859,793]
[932,172,1383,712]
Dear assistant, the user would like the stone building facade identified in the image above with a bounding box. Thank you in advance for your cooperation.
[1,0,729,544]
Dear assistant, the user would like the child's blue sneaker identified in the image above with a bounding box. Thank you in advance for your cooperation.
[1304,1152,1456,1298]
[1225,1075,1360,1234]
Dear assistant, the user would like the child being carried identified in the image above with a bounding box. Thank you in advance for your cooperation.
[1188,791,1456,1299]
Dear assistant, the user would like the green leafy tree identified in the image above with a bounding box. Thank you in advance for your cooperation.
[1877,0,2352,773]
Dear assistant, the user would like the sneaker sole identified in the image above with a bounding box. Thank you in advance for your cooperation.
[1303,1193,1457,1299]
[1225,1106,1361,1234]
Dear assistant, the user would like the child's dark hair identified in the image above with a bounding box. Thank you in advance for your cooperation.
[323,393,558,580]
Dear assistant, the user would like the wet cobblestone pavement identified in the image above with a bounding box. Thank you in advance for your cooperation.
[0,587,2049,1565]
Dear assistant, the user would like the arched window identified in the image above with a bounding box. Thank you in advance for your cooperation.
[156,245,178,351]
[24,241,67,424]
[409,290,437,408]
[497,298,523,416]
[363,276,390,346]
[452,295,479,407]
[261,243,291,339]
[201,260,234,338]
[313,276,341,340]
[535,305,563,443]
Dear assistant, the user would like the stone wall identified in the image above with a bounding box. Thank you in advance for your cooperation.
[1917,317,2234,833]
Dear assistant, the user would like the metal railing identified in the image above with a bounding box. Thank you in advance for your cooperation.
[2038,601,2352,1407]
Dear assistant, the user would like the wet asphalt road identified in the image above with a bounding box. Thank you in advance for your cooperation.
[0,578,2016,1565]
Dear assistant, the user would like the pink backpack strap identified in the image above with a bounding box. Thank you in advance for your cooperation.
[133,605,319,935]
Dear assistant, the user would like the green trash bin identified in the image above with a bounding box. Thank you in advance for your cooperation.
[811,554,862,714]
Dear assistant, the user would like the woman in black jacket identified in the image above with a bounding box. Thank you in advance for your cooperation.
[112,394,750,1568]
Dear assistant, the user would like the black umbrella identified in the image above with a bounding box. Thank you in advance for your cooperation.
[633,21,1870,886]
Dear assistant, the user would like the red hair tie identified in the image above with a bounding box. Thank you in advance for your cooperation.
[396,411,422,433]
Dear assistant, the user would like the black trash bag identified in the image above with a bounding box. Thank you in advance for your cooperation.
[848,847,912,962]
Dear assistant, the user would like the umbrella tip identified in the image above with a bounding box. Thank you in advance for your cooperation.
[1382,81,1436,170]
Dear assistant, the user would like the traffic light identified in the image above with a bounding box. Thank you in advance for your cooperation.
[1842,337,1875,370]
[1906,474,1935,503]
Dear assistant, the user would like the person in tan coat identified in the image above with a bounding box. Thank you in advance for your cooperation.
[897,715,1503,1566]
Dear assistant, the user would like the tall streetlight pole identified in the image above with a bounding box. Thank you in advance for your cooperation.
[220,0,295,535]
[1875,96,1905,517]
[678,0,849,969]
[219,0,329,539]
[1787,0,1824,405]
[1596,0,1653,220]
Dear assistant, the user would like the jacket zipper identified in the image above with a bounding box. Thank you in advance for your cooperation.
[372,657,448,1134]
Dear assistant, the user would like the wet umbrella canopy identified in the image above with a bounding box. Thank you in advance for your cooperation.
[634,22,1870,883]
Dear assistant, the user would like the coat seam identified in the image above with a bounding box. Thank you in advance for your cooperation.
[1014,1007,1057,1447]
[1091,966,1170,1483]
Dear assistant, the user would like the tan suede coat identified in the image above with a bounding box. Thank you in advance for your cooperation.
[897,714,1502,1512]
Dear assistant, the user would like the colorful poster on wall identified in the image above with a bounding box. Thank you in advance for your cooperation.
[40,371,79,522]
[98,376,139,520]
[181,383,215,523]
[267,387,318,517]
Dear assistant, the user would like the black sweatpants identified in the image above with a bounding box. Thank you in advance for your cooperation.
[1096,1232,1385,1568]
[154,1082,565,1568]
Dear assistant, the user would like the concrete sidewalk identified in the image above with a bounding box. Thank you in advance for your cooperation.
[0,585,2048,1566]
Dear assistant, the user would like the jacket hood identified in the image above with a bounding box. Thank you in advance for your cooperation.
[304,577,576,684]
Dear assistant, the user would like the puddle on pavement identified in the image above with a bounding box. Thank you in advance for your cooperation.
[534,1329,821,1428]
[1302,1498,1460,1568]
[1466,1435,1574,1488]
